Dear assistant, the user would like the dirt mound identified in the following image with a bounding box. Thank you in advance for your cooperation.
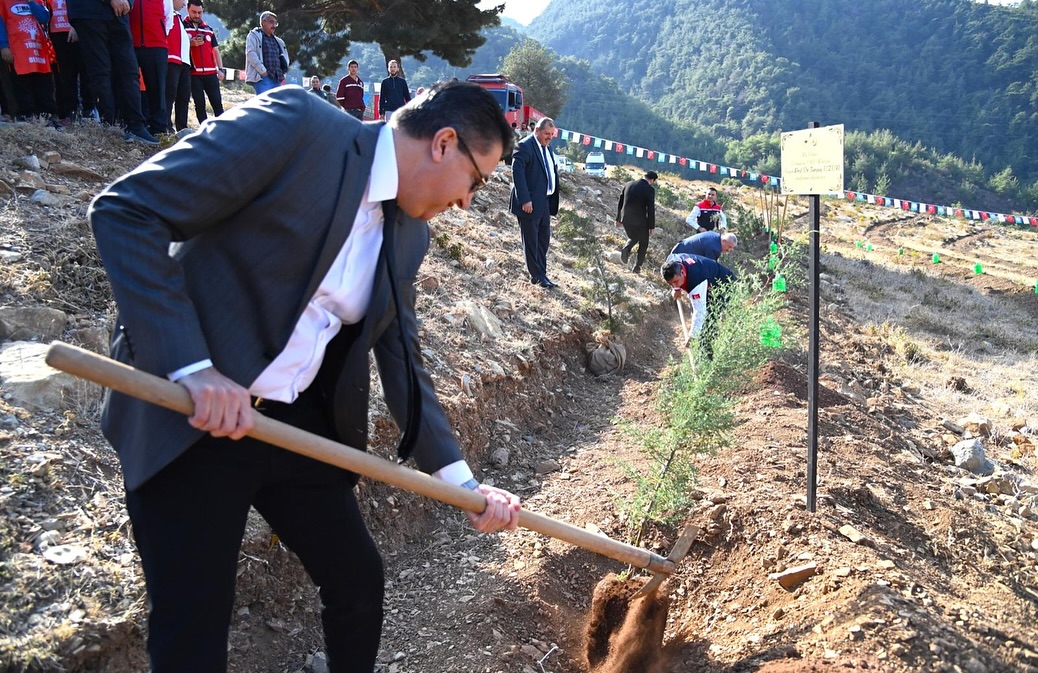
[754,360,848,408]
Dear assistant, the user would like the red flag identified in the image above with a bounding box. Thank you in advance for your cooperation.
[901,200,910,210]
[980,212,990,220]
[709,164,717,173]
[846,191,855,200]
[955,209,963,217]
[1031,217,1038,226]
[646,150,655,160]
[762,175,770,183]
[927,205,936,214]
[615,143,624,153]
[582,136,591,146]
[679,157,687,166]
[1007,215,1016,224]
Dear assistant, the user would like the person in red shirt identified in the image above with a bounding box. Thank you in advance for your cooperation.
[164,0,189,131]
[335,59,364,119]
[686,187,728,232]
[129,0,170,135]
[183,0,221,123]
[0,0,58,120]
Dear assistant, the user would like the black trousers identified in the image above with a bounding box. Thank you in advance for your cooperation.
[9,70,57,118]
[71,17,145,129]
[135,46,167,134]
[191,73,223,123]
[0,61,15,116]
[621,223,650,269]
[51,31,92,119]
[124,385,384,673]
[345,108,363,120]
[518,210,552,282]
[165,61,191,131]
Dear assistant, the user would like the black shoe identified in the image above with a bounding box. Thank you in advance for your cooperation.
[530,276,538,284]
[620,248,630,264]
[542,277,557,288]
[124,127,160,145]
[631,266,641,274]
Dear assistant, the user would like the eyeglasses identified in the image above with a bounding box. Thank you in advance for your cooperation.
[455,135,489,194]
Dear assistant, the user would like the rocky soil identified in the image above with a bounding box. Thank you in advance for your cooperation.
[1,106,1037,673]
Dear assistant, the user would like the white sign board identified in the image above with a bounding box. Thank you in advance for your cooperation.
[780,124,844,195]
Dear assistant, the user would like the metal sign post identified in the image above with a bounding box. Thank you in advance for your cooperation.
[780,122,844,513]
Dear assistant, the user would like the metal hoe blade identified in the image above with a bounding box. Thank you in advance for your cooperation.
[635,523,701,597]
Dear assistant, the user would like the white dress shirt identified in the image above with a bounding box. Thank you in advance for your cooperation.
[170,123,473,485]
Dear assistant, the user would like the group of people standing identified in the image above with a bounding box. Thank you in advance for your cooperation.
[0,0,235,142]
[1,0,451,145]
[302,58,414,121]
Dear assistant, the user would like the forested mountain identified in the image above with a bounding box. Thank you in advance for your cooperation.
[202,0,1037,210]
[528,0,1038,188]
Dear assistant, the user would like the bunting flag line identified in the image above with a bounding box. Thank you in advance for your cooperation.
[554,127,780,187]
[842,191,1037,228]
[551,125,1034,227]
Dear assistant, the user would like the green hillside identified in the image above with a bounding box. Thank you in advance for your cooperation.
[528,0,1038,204]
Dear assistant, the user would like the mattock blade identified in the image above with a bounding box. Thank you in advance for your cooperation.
[635,523,701,597]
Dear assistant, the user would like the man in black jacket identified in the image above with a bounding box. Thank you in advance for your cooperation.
[615,170,658,273]
[378,59,410,120]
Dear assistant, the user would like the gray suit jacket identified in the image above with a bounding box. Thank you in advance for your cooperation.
[91,85,460,491]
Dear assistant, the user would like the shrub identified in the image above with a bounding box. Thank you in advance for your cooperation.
[619,276,784,531]
[555,210,629,330]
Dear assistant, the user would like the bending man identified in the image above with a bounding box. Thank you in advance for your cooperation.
[662,253,735,352]
[90,81,521,673]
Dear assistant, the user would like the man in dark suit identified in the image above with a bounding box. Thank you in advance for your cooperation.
[510,117,560,288]
[671,230,738,261]
[615,170,658,273]
[89,81,521,673]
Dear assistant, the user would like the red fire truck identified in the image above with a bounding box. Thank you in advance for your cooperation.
[465,73,546,128]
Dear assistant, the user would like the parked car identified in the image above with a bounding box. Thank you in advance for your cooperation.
[584,151,606,177]
[556,156,574,173]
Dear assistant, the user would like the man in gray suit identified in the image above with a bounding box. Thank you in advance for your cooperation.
[509,117,560,288]
[90,81,520,673]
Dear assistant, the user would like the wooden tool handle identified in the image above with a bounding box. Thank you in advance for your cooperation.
[676,300,696,369]
[46,342,675,575]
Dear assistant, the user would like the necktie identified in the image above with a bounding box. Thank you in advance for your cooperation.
[380,199,422,461]
[542,145,555,195]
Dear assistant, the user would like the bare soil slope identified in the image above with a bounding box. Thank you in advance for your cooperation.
[1,113,1037,673]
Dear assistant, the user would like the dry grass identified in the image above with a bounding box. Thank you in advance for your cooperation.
[822,244,1038,427]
